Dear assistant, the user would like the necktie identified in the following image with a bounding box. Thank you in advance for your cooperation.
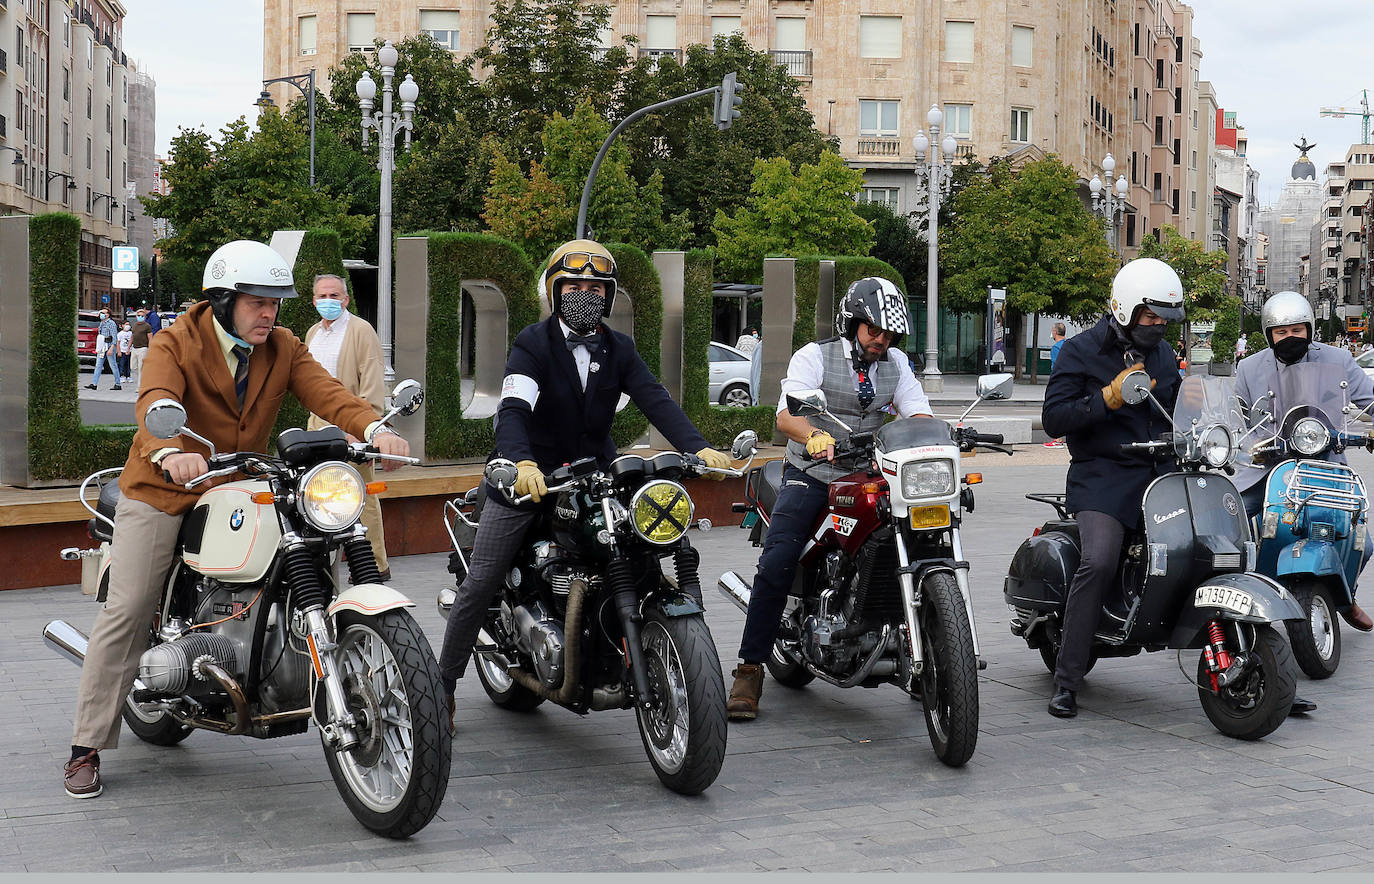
[855,364,875,410]
[566,333,602,352]
[233,345,250,409]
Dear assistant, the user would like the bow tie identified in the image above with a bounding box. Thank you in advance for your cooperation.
[566,333,602,352]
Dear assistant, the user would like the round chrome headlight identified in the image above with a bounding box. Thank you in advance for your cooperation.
[297,462,366,532]
[1291,417,1331,457]
[629,480,693,546]
[1199,423,1234,468]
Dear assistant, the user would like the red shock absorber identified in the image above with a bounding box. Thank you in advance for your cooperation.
[1207,621,1233,671]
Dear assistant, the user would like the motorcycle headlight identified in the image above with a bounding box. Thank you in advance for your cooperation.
[900,460,955,499]
[629,480,693,546]
[1199,423,1233,468]
[1291,417,1331,457]
[297,462,365,532]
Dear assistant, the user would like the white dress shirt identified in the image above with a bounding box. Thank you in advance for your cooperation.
[307,309,351,378]
[776,338,931,417]
[559,319,593,391]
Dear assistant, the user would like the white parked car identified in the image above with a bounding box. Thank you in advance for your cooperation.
[709,341,754,407]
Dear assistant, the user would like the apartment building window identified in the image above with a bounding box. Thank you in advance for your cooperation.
[1193,109,1198,129]
[420,11,460,51]
[1152,172,1162,202]
[1133,23,1140,55]
[105,103,111,134]
[775,17,805,52]
[858,99,898,137]
[64,12,70,46]
[1154,115,1164,145]
[1126,214,1137,248]
[105,57,112,87]
[711,16,742,41]
[1173,87,1181,114]
[1010,107,1031,143]
[86,35,92,69]
[645,15,677,51]
[1155,58,1164,88]
[1011,25,1033,67]
[944,103,972,138]
[1131,87,1139,121]
[1171,189,1179,214]
[1191,149,1197,169]
[1190,190,1196,209]
[347,13,376,52]
[62,120,70,155]
[861,187,900,208]
[298,15,317,55]
[1131,151,1138,184]
[1175,35,1183,63]
[122,118,127,145]
[64,66,70,101]
[86,87,91,119]
[860,16,902,58]
[1172,138,1179,164]
[86,136,92,170]
[945,21,973,63]
[106,148,111,180]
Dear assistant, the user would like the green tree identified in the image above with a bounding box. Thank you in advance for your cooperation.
[481,147,577,262]
[855,201,923,299]
[712,152,875,283]
[1138,224,1229,316]
[941,157,1117,376]
[392,116,490,234]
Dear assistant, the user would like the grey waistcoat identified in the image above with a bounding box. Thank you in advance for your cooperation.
[785,338,899,485]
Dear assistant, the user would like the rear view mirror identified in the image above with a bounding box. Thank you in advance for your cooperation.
[390,379,424,416]
[484,458,519,489]
[977,373,1014,401]
[144,399,188,440]
[785,389,827,417]
[1120,370,1152,406]
[730,430,758,460]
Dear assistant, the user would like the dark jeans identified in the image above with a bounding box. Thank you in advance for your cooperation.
[738,464,830,663]
[1055,510,1125,692]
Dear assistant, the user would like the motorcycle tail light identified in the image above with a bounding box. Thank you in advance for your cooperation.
[909,504,951,530]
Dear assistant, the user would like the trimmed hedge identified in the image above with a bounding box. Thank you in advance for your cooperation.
[28,213,135,481]
[605,243,662,449]
[273,229,352,443]
[424,232,540,459]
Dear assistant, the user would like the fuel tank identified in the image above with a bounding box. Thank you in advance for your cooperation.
[180,480,281,583]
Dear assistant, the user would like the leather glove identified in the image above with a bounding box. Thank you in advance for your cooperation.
[1102,363,1154,410]
[695,446,732,480]
[805,430,837,460]
[514,460,548,502]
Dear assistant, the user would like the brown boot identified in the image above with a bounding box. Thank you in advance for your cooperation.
[1341,601,1374,632]
[727,663,764,721]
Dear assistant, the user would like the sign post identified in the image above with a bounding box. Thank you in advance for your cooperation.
[987,287,1007,374]
[111,245,139,290]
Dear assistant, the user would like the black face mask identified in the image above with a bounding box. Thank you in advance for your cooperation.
[1272,335,1310,365]
[1128,323,1167,352]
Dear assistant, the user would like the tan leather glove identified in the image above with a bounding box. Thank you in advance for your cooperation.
[514,460,548,502]
[805,430,837,460]
[695,447,732,480]
[1102,363,1154,410]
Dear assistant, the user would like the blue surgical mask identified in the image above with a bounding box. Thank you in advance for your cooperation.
[315,299,344,320]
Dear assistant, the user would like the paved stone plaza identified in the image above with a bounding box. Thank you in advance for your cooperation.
[4,455,1374,872]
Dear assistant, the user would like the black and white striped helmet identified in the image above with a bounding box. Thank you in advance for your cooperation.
[835,277,911,344]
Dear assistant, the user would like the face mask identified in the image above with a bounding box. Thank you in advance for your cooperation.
[315,298,344,320]
[1272,335,1310,365]
[123,325,131,332]
[559,288,605,334]
[1128,323,1166,351]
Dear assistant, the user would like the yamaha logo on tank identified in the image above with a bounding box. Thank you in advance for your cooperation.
[229,508,245,531]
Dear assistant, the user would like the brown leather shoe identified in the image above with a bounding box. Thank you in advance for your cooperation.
[726,663,764,721]
[64,751,102,799]
[1341,601,1374,632]
[445,694,456,737]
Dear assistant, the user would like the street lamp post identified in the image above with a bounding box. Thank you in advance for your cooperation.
[357,41,419,383]
[258,69,317,187]
[1088,153,1129,251]
[912,105,957,393]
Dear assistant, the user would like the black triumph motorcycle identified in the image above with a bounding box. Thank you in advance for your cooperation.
[1005,371,1303,740]
[439,432,758,794]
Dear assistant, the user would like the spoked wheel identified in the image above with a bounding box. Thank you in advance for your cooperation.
[766,612,815,688]
[916,573,979,767]
[634,611,727,795]
[122,694,194,745]
[322,610,451,838]
[1197,622,1297,741]
[1285,582,1341,679]
[472,625,545,711]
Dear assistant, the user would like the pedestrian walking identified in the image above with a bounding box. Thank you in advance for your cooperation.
[116,322,133,383]
[1045,322,1068,448]
[87,308,121,391]
[129,309,152,388]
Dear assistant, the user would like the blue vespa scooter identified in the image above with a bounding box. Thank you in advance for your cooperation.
[1232,361,1373,679]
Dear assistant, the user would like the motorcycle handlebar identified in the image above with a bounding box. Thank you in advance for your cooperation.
[1120,440,1170,452]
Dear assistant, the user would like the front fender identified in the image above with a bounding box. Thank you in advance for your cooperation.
[1169,572,1304,648]
[643,576,704,618]
[328,584,416,619]
[1274,539,1352,595]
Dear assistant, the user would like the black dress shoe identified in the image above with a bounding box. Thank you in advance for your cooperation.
[85,384,97,390]
[1289,696,1317,715]
[1048,687,1078,718]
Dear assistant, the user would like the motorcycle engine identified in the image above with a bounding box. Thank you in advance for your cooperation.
[801,550,886,673]
[506,599,566,690]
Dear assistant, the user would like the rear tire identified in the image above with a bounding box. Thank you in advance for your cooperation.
[1038,642,1097,677]
[472,626,545,712]
[917,573,979,767]
[635,611,727,795]
[1285,581,1341,679]
[1197,623,1297,741]
[766,612,815,688]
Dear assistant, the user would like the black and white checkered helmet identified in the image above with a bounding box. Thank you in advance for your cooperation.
[835,277,911,344]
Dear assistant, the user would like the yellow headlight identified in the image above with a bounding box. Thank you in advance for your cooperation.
[630,480,693,545]
[298,462,365,532]
[909,504,951,530]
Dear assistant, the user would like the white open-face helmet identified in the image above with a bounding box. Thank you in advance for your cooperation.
[1260,291,1314,343]
[202,240,297,299]
[1109,257,1185,327]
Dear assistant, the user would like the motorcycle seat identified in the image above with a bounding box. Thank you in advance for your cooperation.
[88,479,124,544]
[749,460,785,517]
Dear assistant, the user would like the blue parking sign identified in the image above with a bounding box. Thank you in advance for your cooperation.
[113,246,139,272]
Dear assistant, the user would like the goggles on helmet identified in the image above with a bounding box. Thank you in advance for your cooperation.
[556,251,615,277]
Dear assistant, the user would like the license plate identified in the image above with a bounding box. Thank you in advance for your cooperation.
[1194,585,1253,616]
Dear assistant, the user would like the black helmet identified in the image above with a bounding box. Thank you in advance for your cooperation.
[835,277,911,345]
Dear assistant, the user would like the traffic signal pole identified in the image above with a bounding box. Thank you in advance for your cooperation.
[576,74,743,240]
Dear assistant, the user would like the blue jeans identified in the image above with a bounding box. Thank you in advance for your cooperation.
[738,464,830,663]
[91,348,119,386]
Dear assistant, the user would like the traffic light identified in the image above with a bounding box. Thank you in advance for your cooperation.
[715,72,744,130]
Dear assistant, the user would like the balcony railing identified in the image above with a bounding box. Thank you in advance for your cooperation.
[638,47,682,63]
[770,50,812,78]
[955,143,976,160]
[856,137,901,157]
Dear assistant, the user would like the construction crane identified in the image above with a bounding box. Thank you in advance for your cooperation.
[1320,89,1371,144]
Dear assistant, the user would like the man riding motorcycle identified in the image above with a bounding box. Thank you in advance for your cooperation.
[1235,290,1374,633]
[726,277,931,721]
[434,239,732,730]
[1041,257,1185,719]
[62,240,411,799]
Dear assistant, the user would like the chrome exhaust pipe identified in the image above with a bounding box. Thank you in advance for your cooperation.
[716,571,752,613]
[44,620,90,668]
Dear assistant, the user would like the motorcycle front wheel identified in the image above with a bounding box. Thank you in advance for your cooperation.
[916,573,979,767]
[1196,622,1297,741]
[323,610,451,838]
[1285,581,1340,679]
[634,610,727,795]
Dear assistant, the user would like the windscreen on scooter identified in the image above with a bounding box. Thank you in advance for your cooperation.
[1171,374,1256,477]
[1251,361,1356,458]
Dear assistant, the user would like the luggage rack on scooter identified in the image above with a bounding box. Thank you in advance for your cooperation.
[1282,461,1366,514]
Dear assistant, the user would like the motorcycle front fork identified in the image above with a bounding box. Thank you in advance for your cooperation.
[300,606,362,750]
[1201,619,1252,690]
[893,529,981,687]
